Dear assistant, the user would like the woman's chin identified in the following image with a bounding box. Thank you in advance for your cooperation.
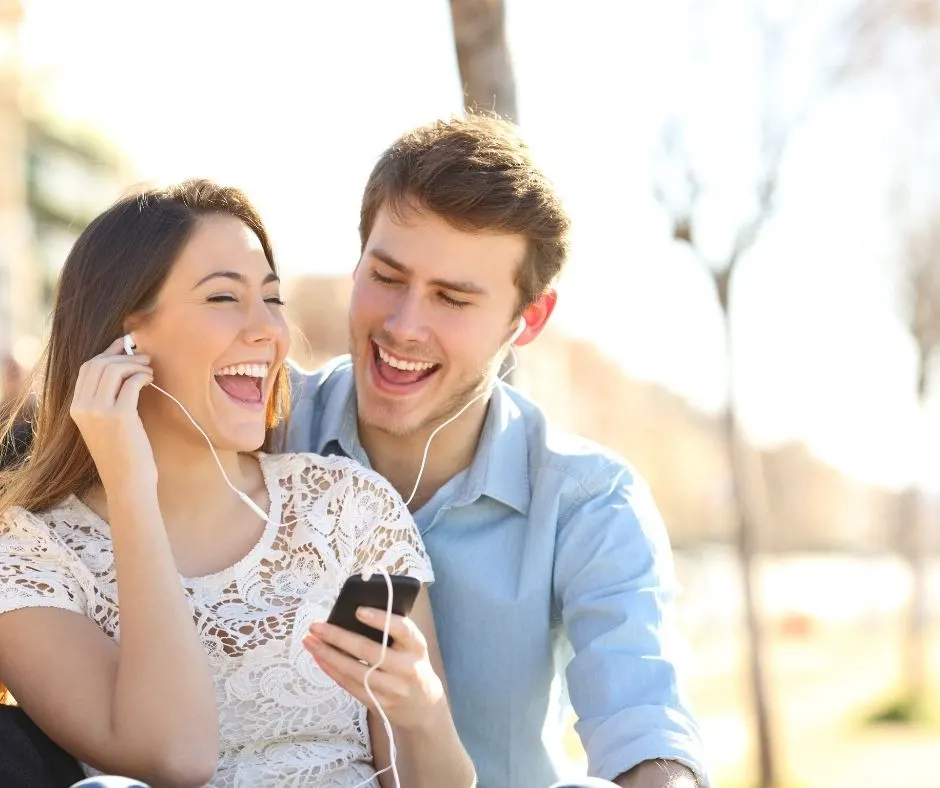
[211,423,268,454]
[236,430,268,453]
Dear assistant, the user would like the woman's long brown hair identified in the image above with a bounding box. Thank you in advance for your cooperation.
[0,179,291,701]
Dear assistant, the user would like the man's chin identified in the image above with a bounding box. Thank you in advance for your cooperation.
[358,406,423,439]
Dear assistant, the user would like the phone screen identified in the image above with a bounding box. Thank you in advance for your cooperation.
[326,573,421,645]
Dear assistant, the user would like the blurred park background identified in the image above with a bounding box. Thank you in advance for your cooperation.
[2,0,939,785]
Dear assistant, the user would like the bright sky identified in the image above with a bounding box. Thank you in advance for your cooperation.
[15,0,933,490]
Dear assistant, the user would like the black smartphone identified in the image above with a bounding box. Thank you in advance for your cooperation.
[326,573,421,645]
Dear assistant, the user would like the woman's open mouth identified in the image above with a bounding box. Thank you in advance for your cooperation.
[214,362,268,408]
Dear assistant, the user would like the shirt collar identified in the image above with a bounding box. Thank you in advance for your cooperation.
[318,368,530,514]
[315,365,370,467]
[458,382,531,515]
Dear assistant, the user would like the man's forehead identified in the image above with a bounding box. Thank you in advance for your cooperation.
[367,205,526,277]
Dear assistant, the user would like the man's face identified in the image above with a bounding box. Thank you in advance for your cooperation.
[349,203,526,438]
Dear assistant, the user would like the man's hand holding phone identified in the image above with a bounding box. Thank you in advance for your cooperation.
[303,574,447,732]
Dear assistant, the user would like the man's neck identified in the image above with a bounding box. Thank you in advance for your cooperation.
[359,398,491,512]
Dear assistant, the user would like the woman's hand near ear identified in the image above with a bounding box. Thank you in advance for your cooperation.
[70,336,156,495]
[0,336,220,784]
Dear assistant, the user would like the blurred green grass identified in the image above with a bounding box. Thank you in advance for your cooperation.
[560,619,940,788]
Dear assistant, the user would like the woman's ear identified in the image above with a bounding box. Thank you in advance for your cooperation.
[122,313,147,354]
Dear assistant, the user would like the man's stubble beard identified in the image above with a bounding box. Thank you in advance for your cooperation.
[359,362,496,440]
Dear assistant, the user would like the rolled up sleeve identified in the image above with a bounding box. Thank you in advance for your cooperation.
[554,462,711,786]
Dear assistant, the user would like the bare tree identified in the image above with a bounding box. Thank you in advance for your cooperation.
[653,15,814,787]
[448,0,517,120]
[906,15,940,695]
[892,174,940,703]
[655,117,780,788]
[862,0,940,712]
[652,0,893,783]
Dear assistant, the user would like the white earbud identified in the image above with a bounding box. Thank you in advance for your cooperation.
[509,316,527,345]
[123,333,136,356]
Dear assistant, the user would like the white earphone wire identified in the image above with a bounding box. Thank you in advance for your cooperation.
[148,383,269,521]
[348,566,398,788]
[136,322,521,788]
[146,381,401,786]
[403,342,518,507]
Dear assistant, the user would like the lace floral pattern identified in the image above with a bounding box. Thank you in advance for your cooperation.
[0,452,434,787]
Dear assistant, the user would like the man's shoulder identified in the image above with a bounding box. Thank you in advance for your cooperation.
[278,356,354,453]
[501,384,640,496]
[287,355,353,403]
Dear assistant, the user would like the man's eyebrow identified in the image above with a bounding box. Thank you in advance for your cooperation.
[192,270,280,289]
[370,248,487,296]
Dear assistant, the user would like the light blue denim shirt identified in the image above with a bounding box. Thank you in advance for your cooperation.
[281,357,709,788]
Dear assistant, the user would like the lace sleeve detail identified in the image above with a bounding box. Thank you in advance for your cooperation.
[347,469,434,584]
[0,507,94,617]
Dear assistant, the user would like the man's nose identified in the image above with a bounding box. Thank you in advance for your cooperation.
[383,293,431,345]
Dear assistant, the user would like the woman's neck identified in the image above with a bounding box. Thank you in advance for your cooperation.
[84,427,265,540]
[159,406,270,520]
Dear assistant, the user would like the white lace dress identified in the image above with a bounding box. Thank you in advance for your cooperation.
[0,452,434,787]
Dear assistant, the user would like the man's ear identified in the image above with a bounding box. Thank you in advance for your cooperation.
[513,289,557,347]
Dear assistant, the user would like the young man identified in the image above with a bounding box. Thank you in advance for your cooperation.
[283,115,709,788]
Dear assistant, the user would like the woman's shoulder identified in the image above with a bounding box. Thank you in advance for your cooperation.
[0,499,93,564]
[0,504,45,534]
[1,498,78,533]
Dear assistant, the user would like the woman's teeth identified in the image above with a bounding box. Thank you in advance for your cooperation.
[216,363,268,378]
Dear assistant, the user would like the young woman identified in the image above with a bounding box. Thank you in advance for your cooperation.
[0,180,474,788]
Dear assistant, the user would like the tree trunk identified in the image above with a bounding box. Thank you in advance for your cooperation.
[906,362,931,701]
[724,324,776,787]
[903,485,928,699]
[449,0,519,384]
[448,0,518,121]
[901,354,932,701]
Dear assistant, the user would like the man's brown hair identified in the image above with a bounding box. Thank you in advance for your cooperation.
[359,113,571,315]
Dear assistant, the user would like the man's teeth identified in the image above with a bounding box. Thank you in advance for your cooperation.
[377,346,435,372]
[216,363,269,378]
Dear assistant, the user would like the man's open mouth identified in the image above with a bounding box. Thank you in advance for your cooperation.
[372,342,440,386]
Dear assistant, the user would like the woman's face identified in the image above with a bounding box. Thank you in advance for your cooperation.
[132,214,290,452]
